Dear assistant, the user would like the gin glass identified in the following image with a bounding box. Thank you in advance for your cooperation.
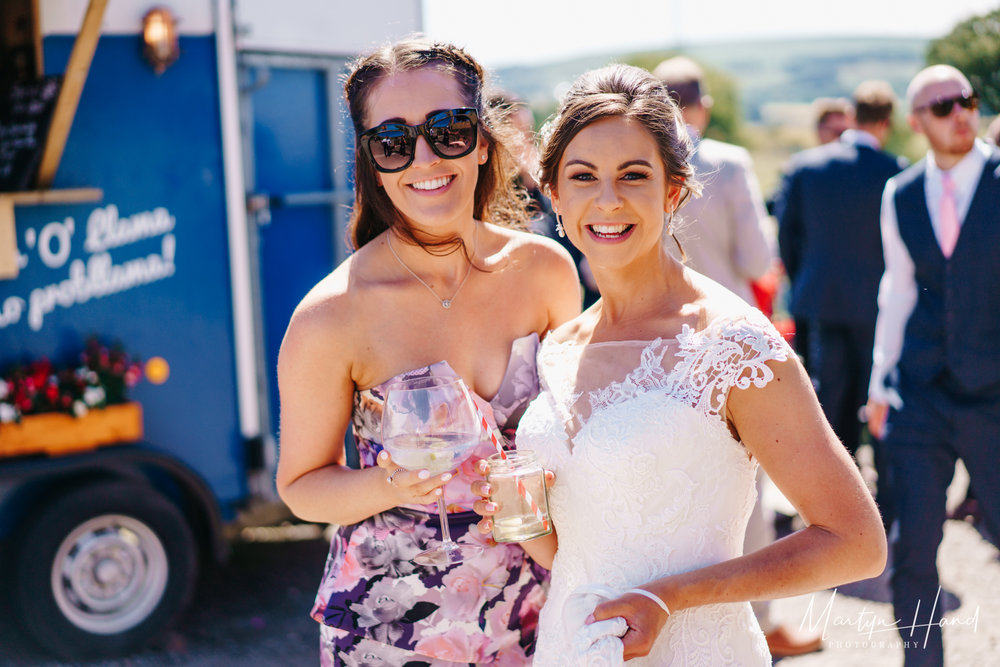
[381,375,484,566]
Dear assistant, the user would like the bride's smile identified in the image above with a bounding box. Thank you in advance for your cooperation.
[551,116,681,274]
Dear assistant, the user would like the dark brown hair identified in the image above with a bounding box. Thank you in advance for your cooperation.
[852,80,896,126]
[538,64,700,242]
[344,37,527,252]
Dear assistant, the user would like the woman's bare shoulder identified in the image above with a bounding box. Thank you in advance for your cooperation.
[289,257,354,324]
[483,225,582,328]
[489,225,576,271]
[544,305,598,345]
[280,248,382,359]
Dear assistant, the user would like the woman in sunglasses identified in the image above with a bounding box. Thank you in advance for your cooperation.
[275,38,581,666]
[473,64,887,664]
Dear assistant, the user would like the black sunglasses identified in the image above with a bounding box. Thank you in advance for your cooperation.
[359,108,479,173]
[915,91,979,118]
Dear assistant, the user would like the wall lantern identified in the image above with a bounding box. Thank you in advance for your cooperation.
[142,7,179,74]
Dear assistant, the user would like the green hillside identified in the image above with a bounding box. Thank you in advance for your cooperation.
[684,37,927,121]
[494,36,932,196]
[495,36,928,123]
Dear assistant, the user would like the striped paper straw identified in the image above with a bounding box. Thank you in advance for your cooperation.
[518,476,550,531]
[468,394,548,531]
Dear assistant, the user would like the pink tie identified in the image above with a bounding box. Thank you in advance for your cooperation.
[939,172,960,258]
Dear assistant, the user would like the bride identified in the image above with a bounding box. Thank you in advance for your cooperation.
[474,64,886,665]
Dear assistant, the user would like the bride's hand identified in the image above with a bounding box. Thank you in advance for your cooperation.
[590,589,670,660]
[470,458,498,534]
[470,458,555,535]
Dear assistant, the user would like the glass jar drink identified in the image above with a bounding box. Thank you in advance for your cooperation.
[486,450,552,543]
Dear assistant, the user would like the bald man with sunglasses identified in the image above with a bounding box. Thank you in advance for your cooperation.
[867,64,1000,667]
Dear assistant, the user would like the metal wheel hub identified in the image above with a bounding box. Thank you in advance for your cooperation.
[71,534,143,611]
[51,514,168,634]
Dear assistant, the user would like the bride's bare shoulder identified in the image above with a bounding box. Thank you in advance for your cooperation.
[684,270,766,329]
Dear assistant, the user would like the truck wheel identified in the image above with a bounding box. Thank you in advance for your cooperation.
[12,480,198,659]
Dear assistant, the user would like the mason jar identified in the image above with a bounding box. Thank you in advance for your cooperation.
[487,450,552,543]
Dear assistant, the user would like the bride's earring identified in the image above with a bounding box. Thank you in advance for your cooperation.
[667,209,686,261]
[555,214,566,238]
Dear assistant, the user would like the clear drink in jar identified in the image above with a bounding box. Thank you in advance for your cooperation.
[487,450,552,542]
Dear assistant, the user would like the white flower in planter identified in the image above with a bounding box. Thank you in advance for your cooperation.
[83,386,106,407]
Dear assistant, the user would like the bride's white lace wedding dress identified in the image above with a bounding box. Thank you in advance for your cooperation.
[519,310,791,665]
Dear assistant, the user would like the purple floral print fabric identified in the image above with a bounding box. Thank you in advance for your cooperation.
[312,334,546,665]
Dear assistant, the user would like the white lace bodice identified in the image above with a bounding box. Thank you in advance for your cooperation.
[521,310,790,666]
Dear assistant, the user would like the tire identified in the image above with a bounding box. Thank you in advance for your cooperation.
[11,479,198,659]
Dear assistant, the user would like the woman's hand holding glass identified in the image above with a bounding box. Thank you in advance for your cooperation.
[376,449,454,505]
[381,375,484,566]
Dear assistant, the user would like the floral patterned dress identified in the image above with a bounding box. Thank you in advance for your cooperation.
[312,334,547,666]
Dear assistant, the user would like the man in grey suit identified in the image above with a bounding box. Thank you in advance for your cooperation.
[775,81,907,530]
[653,56,774,306]
[655,56,824,661]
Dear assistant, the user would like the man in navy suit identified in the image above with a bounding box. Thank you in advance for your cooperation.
[775,81,906,524]
[868,64,1000,667]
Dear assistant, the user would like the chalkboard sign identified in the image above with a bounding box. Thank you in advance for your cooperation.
[0,76,62,192]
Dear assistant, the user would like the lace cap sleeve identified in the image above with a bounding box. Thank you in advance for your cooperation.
[675,309,794,417]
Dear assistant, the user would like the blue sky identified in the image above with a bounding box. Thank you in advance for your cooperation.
[422,0,999,68]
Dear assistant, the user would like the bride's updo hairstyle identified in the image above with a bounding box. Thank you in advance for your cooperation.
[344,37,528,251]
[537,64,701,253]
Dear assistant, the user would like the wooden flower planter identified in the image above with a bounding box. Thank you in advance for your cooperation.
[0,402,143,458]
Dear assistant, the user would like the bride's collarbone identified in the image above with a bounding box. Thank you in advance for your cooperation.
[578,299,707,345]
[581,319,693,346]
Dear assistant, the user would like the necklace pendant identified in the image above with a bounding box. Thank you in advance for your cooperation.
[441,299,452,309]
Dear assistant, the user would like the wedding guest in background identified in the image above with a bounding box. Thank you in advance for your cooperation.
[781,95,856,366]
[475,64,885,665]
[867,64,1000,667]
[655,56,822,660]
[276,38,580,665]
[775,80,907,530]
[986,114,1000,146]
[814,96,854,145]
[486,92,547,216]
[488,91,600,307]
[653,56,774,307]
[947,113,1000,531]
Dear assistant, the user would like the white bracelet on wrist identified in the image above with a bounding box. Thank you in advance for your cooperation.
[627,588,670,616]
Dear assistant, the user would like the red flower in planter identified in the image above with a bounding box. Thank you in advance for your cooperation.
[1,338,144,421]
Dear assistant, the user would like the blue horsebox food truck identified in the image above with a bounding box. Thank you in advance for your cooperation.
[0,0,422,658]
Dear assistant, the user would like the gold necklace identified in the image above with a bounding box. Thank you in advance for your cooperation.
[386,225,477,309]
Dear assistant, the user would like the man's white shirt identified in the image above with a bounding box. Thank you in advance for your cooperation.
[869,139,993,407]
